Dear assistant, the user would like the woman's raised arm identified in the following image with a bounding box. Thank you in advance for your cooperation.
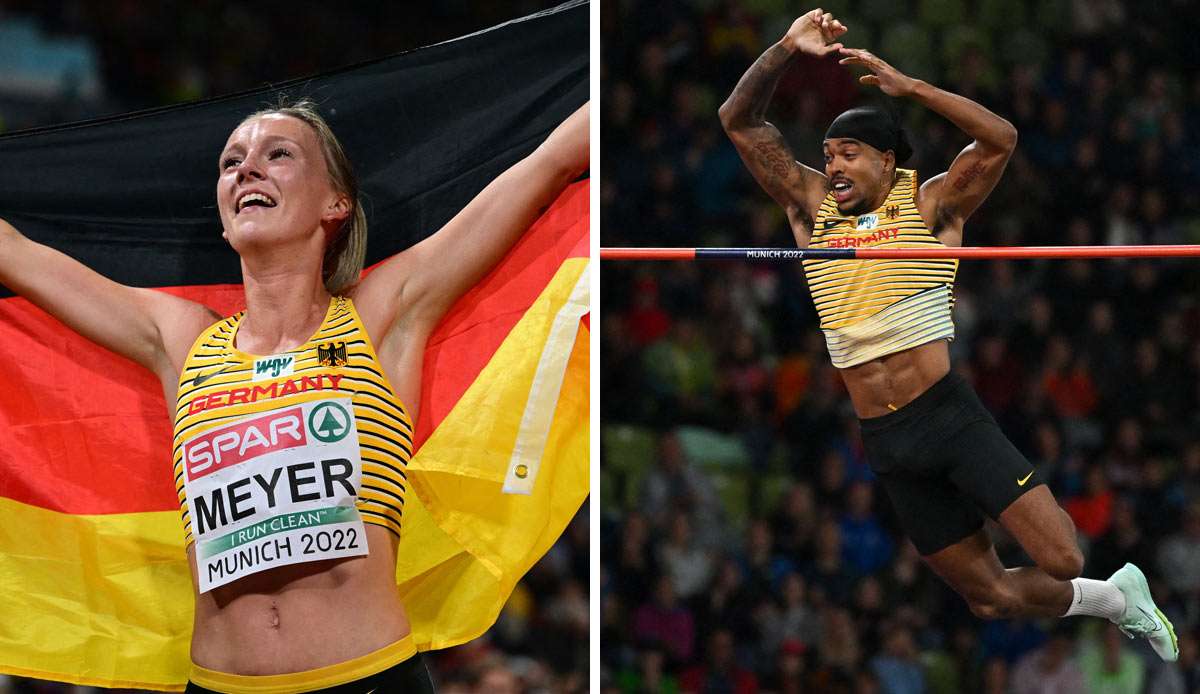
[354,102,589,333]
[0,217,219,383]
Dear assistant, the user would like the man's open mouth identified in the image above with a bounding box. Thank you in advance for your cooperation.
[832,179,854,202]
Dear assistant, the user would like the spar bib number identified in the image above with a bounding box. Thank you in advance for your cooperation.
[182,398,369,592]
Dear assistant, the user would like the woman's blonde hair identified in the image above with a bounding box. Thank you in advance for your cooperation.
[240,97,366,295]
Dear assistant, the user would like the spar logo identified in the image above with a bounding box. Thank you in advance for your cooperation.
[185,401,353,478]
[187,407,307,479]
[308,402,350,442]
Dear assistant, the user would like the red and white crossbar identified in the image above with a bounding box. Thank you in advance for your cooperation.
[599,246,1200,260]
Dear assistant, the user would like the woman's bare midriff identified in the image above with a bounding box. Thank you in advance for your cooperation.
[839,340,951,419]
[187,524,410,674]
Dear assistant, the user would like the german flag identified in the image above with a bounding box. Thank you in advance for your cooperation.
[0,1,588,689]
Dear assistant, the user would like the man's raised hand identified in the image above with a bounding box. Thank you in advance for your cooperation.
[838,48,920,97]
[783,9,847,56]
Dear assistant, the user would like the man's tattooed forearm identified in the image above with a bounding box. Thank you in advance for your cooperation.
[753,140,793,182]
[952,162,986,190]
[724,44,795,122]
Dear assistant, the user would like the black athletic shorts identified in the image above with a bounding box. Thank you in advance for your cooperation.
[184,654,435,693]
[859,371,1041,556]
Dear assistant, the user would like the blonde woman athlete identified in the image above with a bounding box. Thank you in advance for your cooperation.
[0,99,588,692]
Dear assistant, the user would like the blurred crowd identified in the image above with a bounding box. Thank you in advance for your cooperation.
[601,0,1200,692]
[0,2,585,693]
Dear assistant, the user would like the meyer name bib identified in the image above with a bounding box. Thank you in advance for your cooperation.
[182,396,369,592]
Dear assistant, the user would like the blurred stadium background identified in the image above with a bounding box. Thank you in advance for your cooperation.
[601,0,1200,692]
[0,2,587,693]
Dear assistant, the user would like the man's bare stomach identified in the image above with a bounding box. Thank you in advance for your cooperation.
[187,524,410,674]
[839,340,951,419]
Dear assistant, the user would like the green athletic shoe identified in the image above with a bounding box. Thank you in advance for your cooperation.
[1109,562,1179,662]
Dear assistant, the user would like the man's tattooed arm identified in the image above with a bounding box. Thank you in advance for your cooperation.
[910,79,1017,230]
[719,43,794,132]
[719,42,824,231]
[952,161,987,191]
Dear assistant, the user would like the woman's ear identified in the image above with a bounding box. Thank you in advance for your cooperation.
[324,195,351,225]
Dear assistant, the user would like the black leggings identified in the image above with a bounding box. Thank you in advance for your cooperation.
[184,654,435,693]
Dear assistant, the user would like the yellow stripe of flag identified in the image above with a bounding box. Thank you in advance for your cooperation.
[0,497,191,690]
[397,257,589,651]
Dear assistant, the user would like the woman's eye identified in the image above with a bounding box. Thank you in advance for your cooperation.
[270,148,292,159]
[222,157,240,169]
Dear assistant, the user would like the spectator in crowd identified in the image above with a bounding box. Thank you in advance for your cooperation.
[742,519,797,597]
[679,629,759,694]
[869,626,925,694]
[770,482,818,556]
[760,638,807,694]
[761,572,821,655]
[633,575,697,664]
[476,665,523,694]
[658,511,715,600]
[817,607,862,674]
[1064,464,1116,540]
[1009,626,1086,694]
[615,641,681,694]
[806,516,854,605]
[1088,495,1154,581]
[640,432,717,531]
[1157,503,1200,603]
[839,482,894,577]
[1078,623,1146,694]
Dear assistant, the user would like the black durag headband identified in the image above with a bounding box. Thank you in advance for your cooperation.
[824,107,913,164]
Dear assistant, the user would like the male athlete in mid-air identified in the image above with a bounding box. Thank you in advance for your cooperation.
[719,8,1176,660]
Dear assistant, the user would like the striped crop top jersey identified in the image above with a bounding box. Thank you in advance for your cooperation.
[803,168,959,368]
[172,295,411,548]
